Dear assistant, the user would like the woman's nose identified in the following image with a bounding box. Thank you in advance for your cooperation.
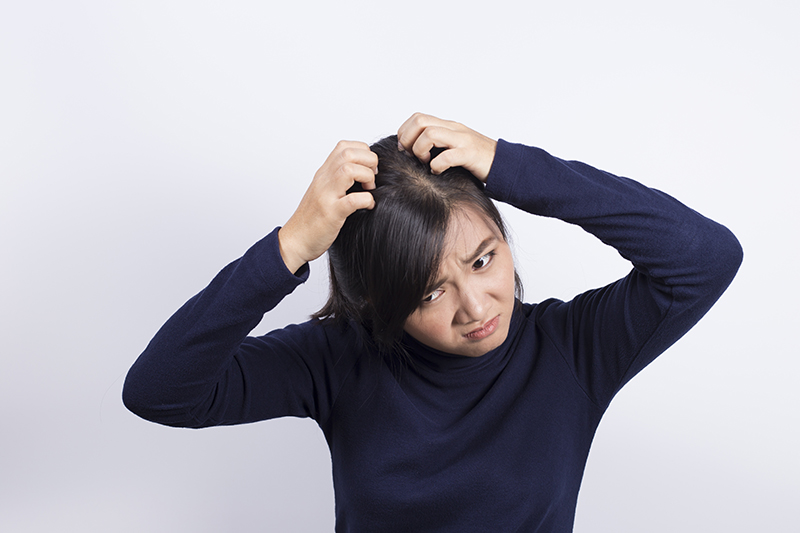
[455,286,486,324]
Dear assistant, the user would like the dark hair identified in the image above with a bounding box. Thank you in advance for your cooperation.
[313,135,521,356]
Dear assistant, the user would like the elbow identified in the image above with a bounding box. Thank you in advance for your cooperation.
[692,221,743,296]
[121,368,171,425]
[715,223,744,283]
[121,370,152,422]
[121,367,207,428]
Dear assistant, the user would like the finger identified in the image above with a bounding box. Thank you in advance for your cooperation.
[429,137,497,181]
[335,142,379,174]
[338,191,375,216]
[336,162,377,191]
[332,139,371,152]
[336,144,378,167]
[397,113,457,152]
[410,126,467,165]
[327,141,378,176]
[428,146,467,175]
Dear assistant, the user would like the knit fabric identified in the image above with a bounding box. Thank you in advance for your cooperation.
[124,140,742,532]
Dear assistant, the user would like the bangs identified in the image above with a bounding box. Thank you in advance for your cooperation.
[314,134,520,358]
[329,174,452,344]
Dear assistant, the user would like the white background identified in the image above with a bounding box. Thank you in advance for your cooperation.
[1,1,798,531]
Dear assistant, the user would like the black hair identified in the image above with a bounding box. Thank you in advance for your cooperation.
[313,135,521,357]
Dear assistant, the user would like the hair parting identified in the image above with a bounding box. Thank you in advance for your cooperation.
[312,135,522,361]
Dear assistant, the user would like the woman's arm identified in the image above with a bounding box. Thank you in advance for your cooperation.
[279,140,378,273]
[123,142,378,428]
[487,140,743,408]
[123,230,314,427]
[397,112,742,408]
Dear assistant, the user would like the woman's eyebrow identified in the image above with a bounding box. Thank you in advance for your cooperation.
[460,237,498,265]
[425,236,499,294]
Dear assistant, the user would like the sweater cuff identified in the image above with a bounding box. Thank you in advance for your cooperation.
[245,227,310,295]
[485,139,525,204]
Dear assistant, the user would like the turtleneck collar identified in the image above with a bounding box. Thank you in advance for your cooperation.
[400,301,526,374]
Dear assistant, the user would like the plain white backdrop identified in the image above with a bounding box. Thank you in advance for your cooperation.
[1,1,798,531]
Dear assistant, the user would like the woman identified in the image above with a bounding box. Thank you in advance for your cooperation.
[123,113,742,531]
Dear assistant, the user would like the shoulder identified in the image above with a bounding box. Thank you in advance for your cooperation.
[245,316,372,374]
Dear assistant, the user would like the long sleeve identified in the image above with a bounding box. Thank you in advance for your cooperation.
[122,228,357,428]
[486,140,743,408]
[121,141,743,532]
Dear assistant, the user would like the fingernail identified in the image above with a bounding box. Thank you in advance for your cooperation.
[397,140,404,152]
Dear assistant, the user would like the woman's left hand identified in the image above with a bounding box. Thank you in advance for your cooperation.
[396,113,498,183]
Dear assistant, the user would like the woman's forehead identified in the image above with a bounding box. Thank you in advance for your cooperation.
[443,208,504,259]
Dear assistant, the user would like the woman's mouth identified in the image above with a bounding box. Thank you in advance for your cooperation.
[464,315,500,340]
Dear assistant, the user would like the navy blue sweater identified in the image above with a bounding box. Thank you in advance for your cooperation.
[123,140,742,532]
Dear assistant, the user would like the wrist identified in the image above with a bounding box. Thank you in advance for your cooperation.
[477,138,498,183]
[277,227,309,275]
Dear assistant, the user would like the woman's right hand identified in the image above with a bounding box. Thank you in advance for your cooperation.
[278,141,378,274]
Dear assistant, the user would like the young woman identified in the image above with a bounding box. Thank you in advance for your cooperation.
[123,113,742,531]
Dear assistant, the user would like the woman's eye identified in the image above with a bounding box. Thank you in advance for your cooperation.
[422,289,444,303]
[473,252,494,270]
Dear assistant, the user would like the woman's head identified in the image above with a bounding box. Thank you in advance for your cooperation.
[314,135,520,357]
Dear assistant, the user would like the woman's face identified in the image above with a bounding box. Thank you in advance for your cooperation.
[403,208,516,357]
